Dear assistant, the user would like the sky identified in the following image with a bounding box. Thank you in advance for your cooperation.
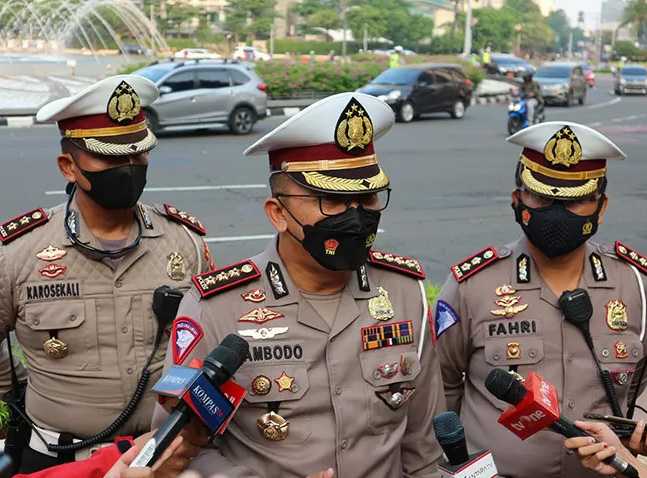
[555,0,602,28]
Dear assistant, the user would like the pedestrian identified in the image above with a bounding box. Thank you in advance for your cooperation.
[0,75,213,473]
[435,121,646,477]
[390,46,403,68]
[154,92,446,477]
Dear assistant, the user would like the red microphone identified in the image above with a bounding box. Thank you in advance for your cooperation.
[496,371,560,440]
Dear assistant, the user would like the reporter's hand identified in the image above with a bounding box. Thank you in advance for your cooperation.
[103,435,186,478]
[153,433,201,478]
[306,468,334,478]
[627,419,647,455]
[573,421,623,448]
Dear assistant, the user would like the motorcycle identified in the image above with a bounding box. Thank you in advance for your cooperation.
[507,90,544,135]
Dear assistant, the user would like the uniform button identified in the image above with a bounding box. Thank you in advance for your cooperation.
[567,400,575,409]
[69,314,76,322]
[529,350,536,358]
[127,368,134,375]
[493,353,500,361]
[633,349,640,358]
[341,440,348,450]
[335,387,342,395]
[121,326,128,334]
[33,318,40,326]
[601,349,610,358]
[115,280,123,288]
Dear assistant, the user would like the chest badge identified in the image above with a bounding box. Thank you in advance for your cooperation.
[491,284,528,318]
[369,286,395,321]
[39,263,67,279]
[257,411,289,441]
[275,371,296,393]
[239,308,284,324]
[238,327,289,340]
[507,342,521,359]
[36,245,66,262]
[167,252,186,281]
[615,341,629,359]
[43,336,68,359]
[251,375,272,396]
[241,288,267,303]
[606,300,628,331]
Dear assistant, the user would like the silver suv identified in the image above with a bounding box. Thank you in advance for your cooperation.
[134,60,268,134]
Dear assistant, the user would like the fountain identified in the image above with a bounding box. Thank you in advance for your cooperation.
[0,0,168,60]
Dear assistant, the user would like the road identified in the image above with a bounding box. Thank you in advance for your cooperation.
[1,74,645,283]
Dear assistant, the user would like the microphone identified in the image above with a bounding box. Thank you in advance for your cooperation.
[485,368,639,478]
[433,411,498,478]
[559,288,623,417]
[130,334,249,468]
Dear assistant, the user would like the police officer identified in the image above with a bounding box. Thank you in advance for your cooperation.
[0,75,212,472]
[155,92,446,477]
[435,121,647,477]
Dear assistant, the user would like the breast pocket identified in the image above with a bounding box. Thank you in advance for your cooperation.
[484,336,544,368]
[595,335,643,392]
[360,349,421,434]
[19,300,99,371]
[234,363,311,445]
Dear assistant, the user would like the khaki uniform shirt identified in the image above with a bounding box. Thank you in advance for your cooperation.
[436,238,647,478]
[158,239,446,478]
[0,200,210,437]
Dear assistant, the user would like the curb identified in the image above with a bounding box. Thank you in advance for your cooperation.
[0,116,37,127]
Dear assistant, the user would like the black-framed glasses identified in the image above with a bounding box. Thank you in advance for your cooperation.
[275,188,391,216]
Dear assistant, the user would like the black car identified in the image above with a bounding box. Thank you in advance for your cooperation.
[615,65,647,95]
[358,64,473,123]
[486,53,535,77]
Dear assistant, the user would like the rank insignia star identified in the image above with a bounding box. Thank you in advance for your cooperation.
[368,250,425,279]
[275,371,296,392]
[163,203,207,236]
[193,260,260,299]
[615,241,647,275]
[0,208,49,244]
[451,246,499,283]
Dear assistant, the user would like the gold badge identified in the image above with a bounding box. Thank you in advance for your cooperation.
[496,284,516,296]
[241,289,267,303]
[107,80,141,123]
[615,341,629,359]
[507,342,521,359]
[36,245,67,262]
[491,295,529,318]
[257,411,289,441]
[606,300,628,331]
[368,286,395,321]
[544,125,582,167]
[43,337,68,359]
[166,252,186,281]
[335,97,373,153]
[275,371,296,392]
[251,375,272,396]
[238,308,284,324]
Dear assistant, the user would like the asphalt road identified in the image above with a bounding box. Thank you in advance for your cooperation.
[1,74,645,283]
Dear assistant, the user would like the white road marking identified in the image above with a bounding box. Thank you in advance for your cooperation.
[207,229,386,243]
[6,117,34,127]
[45,184,267,196]
[585,97,621,110]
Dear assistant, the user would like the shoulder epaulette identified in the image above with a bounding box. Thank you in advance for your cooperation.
[367,250,425,279]
[193,259,261,299]
[0,208,48,245]
[451,246,500,283]
[161,204,207,236]
[615,241,647,275]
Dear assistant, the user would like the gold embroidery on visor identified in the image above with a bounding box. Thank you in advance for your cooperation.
[65,121,147,139]
[302,169,389,192]
[281,155,377,173]
[521,168,599,198]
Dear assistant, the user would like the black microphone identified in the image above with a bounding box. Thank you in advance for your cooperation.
[433,411,469,466]
[130,334,249,468]
[559,289,623,417]
[486,368,639,478]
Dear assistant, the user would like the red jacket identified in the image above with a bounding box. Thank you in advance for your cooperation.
[15,438,134,478]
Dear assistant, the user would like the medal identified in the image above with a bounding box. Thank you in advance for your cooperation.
[251,375,272,396]
[166,252,186,281]
[257,411,289,441]
[43,336,68,359]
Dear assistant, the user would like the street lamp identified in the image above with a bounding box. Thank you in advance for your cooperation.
[515,23,523,56]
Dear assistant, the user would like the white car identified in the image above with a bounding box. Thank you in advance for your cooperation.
[174,48,221,60]
[232,46,271,62]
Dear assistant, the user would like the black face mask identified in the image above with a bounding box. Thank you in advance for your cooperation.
[78,164,147,210]
[282,202,381,271]
[514,197,603,258]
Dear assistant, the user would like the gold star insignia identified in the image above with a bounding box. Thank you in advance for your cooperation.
[275,371,295,392]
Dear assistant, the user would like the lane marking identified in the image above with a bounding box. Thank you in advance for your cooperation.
[207,228,386,243]
[45,184,267,196]
[585,97,621,110]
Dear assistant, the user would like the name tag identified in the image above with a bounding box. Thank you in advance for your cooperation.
[25,281,82,302]
[246,340,305,363]
[487,319,538,338]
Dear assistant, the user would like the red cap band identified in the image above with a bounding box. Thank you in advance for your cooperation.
[269,142,375,171]
[522,148,606,173]
[58,111,146,134]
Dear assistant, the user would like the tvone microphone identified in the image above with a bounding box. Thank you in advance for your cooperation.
[485,368,639,478]
[130,334,249,468]
[433,411,498,478]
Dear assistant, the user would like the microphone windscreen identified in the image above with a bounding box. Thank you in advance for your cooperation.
[205,334,249,377]
[433,411,465,446]
[485,368,527,405]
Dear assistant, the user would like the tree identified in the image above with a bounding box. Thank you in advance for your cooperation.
[472,7,517,51]
[547,9,571,52]
[621,0,647,45]
[503,0,555,54]
[224,0,277,42]
[294,0,341,32]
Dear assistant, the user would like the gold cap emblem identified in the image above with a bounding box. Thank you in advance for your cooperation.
[544,126,582,167]
[335,97,373,154]
[107,81,141,123]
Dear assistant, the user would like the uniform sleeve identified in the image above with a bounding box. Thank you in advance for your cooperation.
[402,281,446,478]
[13,444,122,478]
[0,250,20,395]
[435,275,471,413]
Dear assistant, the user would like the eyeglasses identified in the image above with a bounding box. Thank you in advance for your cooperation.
[519,189,602,215]
[275,189,391,216]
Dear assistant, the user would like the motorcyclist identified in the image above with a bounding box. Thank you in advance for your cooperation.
[521,71,543,124]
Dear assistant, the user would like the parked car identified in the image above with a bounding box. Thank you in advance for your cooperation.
[120,44,152,56]
[133,60,267,135]
[535,62,587,106]
[232,46,271,62]
[358,64,473,122]
[580,63,596,88]
[174,48,221,60]
[615,65,647,95]
[486,54,535,77]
